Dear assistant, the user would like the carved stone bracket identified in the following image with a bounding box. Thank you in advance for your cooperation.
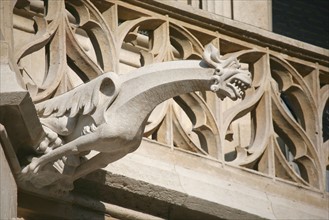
[4,0,328,194]
[16,43,251,191]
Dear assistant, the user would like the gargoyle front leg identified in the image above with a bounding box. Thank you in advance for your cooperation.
[73,150,131,180]
[21,123,114,174]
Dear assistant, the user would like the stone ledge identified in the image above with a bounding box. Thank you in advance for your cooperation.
[16,139,328,219]
[85,138,328,219]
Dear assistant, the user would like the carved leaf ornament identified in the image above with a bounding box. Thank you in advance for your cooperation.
[13,0,328,191]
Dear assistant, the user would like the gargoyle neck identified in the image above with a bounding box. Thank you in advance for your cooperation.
[107,60,214,126]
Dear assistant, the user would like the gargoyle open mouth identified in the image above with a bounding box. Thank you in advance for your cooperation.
[226,74,251,99]
[211,70,252,100]
[204,43,253,101]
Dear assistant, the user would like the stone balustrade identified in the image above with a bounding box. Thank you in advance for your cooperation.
[1,0,328,219]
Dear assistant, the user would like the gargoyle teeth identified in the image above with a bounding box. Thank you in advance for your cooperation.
[227,78,249,98]
[231,78,249,92]
[233,80,242,87]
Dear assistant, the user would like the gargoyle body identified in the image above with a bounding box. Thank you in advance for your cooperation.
[21,44,252,190]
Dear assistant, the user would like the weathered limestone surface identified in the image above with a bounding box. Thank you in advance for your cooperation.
[166,0,272,30]
[233,0,272,30]
[95,139,328,219]
[0,0,44,154]
[135,0,328,65]
[0,0,328,219]
[0,129,17,220]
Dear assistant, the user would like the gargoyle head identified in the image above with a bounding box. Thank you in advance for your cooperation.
[203,44,252,100]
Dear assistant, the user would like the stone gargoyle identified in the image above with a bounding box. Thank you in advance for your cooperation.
[20,44,252,190]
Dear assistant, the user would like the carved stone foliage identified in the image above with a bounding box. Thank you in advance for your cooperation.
[12,0,328,191]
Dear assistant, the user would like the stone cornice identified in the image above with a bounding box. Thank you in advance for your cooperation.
[125,0,329,66]
[80,138,328,219]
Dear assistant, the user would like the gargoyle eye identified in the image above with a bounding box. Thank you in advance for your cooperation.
[216,68,221,73]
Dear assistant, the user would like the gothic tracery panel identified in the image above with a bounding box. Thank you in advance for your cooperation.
[12,0,328,191]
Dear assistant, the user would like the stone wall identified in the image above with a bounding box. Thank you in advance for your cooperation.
[0,127,17,219]
[272,0,329,49]
[168,0,272,30]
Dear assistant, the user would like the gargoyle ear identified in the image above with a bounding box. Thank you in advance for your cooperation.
[203,44,221,68]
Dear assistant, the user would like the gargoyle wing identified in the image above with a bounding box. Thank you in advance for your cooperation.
[36,72,121,119]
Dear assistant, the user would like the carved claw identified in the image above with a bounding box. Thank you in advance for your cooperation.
[20,158,74,191]
[82,123,97,135]
[21,165,29,174]
[37,126,62,153]
[90,123,97,132]
[21,157,41,174]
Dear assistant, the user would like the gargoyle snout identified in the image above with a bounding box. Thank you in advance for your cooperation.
[238,70,252,85]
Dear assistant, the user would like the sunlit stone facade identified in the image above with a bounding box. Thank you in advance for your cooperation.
[1,1,328,219]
